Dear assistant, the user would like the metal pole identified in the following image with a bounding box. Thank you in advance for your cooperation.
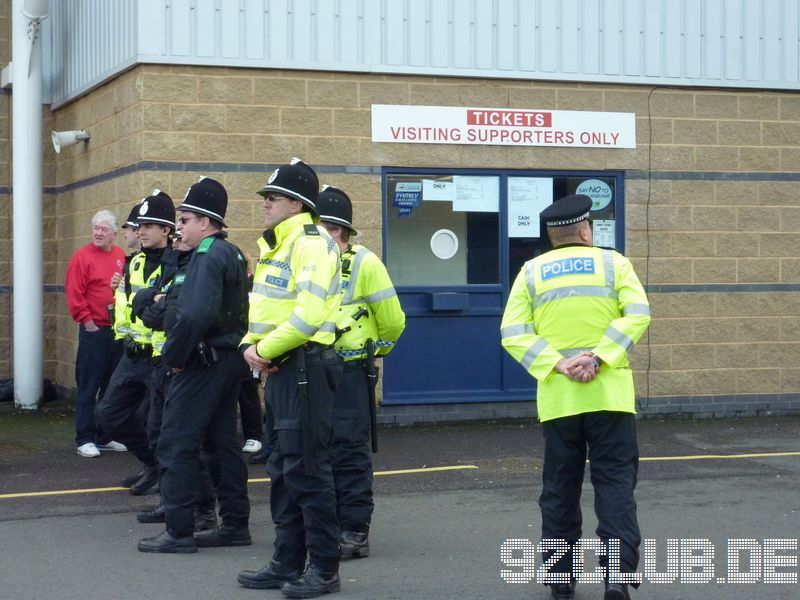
[11,0,45,409]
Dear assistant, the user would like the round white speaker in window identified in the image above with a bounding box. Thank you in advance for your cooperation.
[430,229,459,260]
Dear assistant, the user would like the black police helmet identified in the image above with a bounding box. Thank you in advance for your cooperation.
[121,204,140,229]
[316,185,357,236]
[257,158,319,213]
[177,177,228,227]
[540,194,593,227]
[136,189,176,229]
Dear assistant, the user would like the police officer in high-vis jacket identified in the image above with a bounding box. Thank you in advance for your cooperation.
[501,194,651,600]
[316,185,405,559]
[98,191,175,496]
[137,177,251,554]
[237,159,343,598]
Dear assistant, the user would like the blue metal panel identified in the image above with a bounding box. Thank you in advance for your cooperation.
[451,0,472,69]
[663,0,682,78]
[601,0,622,75]
[703,0,723,80]
[581,0,602,75]
[362,0,382,63]
[684,0,703,79]
[293,0,312,62]
[743,0,762,81]
[643,0,661,76]
[407,0,428,67]
[782,0,799,83]
[538,0,558,72]
[473,0,494,70]
[244,0,266,59]
[196,0,217,58]
[317,0,336,63]
[429,0,450,67]
[220,0,242,59]
[622,0,641,76]
[762,1,781,82]
[559,0,580,73]
[268,0,289,61]
[517,0,537,71]
[496,0,516,71]
[338,0,359,64]
[170,0,192,56]
[724,0,742,81]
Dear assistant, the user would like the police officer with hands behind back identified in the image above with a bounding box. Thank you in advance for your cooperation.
[316,185,405,560]
[501,194,651,600]
[237,158,344,599]
[137,177,251,554]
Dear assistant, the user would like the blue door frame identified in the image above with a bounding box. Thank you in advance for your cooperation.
[381,167,625,406]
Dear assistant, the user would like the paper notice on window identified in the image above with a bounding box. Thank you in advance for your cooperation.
[593,220,616,248]
[507,177,552,238]
[422,179,454,202]
[453,176,499,213]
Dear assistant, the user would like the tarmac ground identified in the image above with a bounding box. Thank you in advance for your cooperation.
[2,403,800,599]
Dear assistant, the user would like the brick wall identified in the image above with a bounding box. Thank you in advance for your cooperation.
[38,64,800,415]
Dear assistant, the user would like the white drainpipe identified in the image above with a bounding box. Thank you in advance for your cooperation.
[11,0,49,409]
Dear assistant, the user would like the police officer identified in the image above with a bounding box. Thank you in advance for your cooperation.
[98,191,175,495]
[500,195,651,600]
[237,159,343,598]
[137,177,251,554]
[316,185,405,559]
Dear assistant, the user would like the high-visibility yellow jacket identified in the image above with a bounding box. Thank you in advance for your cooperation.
[241,212,341,360]
[334,244,405,361]
[501,245,651,422]
[113,252,161,346]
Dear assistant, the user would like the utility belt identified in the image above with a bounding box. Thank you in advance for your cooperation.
[123,336,153,359]
[343,359,367,372]
[185,341,220,369]
[301,341,337,360]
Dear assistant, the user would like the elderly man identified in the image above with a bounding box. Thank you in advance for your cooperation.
[65,210,127,458]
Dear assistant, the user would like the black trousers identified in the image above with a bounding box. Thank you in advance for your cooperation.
[539,411,641,581]
[239,375,264,441]
[96,352,155,466]
[157,349,250,537]
[74,326,118,446]
[147,361,169,456]
[266,345,342,573]
[331,360,373,532]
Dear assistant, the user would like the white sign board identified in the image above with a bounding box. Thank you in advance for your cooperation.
[372,105,636,148]
[508,178,552,238]
[593,220,616,248]
[452,176,499,213]
[423,179,454,202]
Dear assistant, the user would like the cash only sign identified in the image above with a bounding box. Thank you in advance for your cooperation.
[371,104,635,148]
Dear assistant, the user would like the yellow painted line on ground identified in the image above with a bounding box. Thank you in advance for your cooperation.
[640,450,800,462]
[0,464,480,500]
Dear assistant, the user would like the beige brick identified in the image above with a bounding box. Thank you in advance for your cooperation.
[671,344,717,370]
[670,233,715,257]
[227,106,280,134]
[199,77,253,104]
[602,148,647,170]
[758,181,799,206]
[673,119,717,145]
[409,83,460,106]
[779,94,800,120]
[308,80,358,109]
[759,233,800,257]
[644,117,674,144]
[142,132,197,161]
[172,104,226,132]
[737,259,780,283]
[717,121,761,145]
[629,345,669,371]
[142,103,171,131]
[780,368,800,393]
[139,73,199,103]
[603,89,649,113]
[224,199,256,229]
[224,172,272,199]
[647,258,691,284]
[307,137,360,165]
[280,108,333,136]
[780,259,800,282]
[739,147,780,171]
[737,318,780,346]
[406,143,462,168]
[195,134,253,162]
[695,93,739,119]
[671,180,714,205]
[692,206,737,231]
[508,87,557,109]
[693,258,737,283]
[715,343,755,368]
[651,145,695,170]
[359,139,410,165]
[694,146,738,171]
[333,109,371,137]
[737,369,781,394]
[762,121,800,146]
[779,147,800,171]
[694,368,739,395]
[780,316,800,341]
[653,293,716,318]
[735,206,781,231]
[739,94,780,120]
[253,77,307,107]
[252,135,309,164]
[648,370,694,396]
[715,181,759,206]
[759,292,800,316]
[649,91,694,117]
[458,85,509,106]
[694,317,739,343]
[358,82,410,108]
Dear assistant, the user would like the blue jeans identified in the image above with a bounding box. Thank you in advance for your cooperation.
[74,325,118,446]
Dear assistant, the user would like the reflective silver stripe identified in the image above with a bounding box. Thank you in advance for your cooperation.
[116,325,133,334]
[342,295,365,307]
[521,338,550,371]
[602,249,615,288]
[153,341,164,351]
[533,285,617,308]
[501,323,535,338]
[524,261,536,299]
[289,314,318,336]
[252,282,297,300]
[342,247,370,305]
[319,321,337,334]
[623,303,651,316]
[249,322,276,335]
[297,280,328,300]
[365,287,397,304]
[130,284,145,292]
[605,325,635,353]
[328,271,340,296]
[558,347,593,358]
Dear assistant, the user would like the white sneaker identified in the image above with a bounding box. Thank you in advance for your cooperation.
[97,440,128,452]
[242,439,262,453]
[77,442,100,458]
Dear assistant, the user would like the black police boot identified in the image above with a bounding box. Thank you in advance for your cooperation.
[248,447,270,465]
[193,506,218,532]
[280,564,340,599]
[237,560,302,590]
[121,466,148,488]
[129,464,159,496]
[604,582,631,600]
[194,524,252,547]
[137,530,197,554]
[136,504,166,523]
[339,530,369,559]
[550,580,577,599]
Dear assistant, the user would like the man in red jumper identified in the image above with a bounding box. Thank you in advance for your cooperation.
[65,210,127,458]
